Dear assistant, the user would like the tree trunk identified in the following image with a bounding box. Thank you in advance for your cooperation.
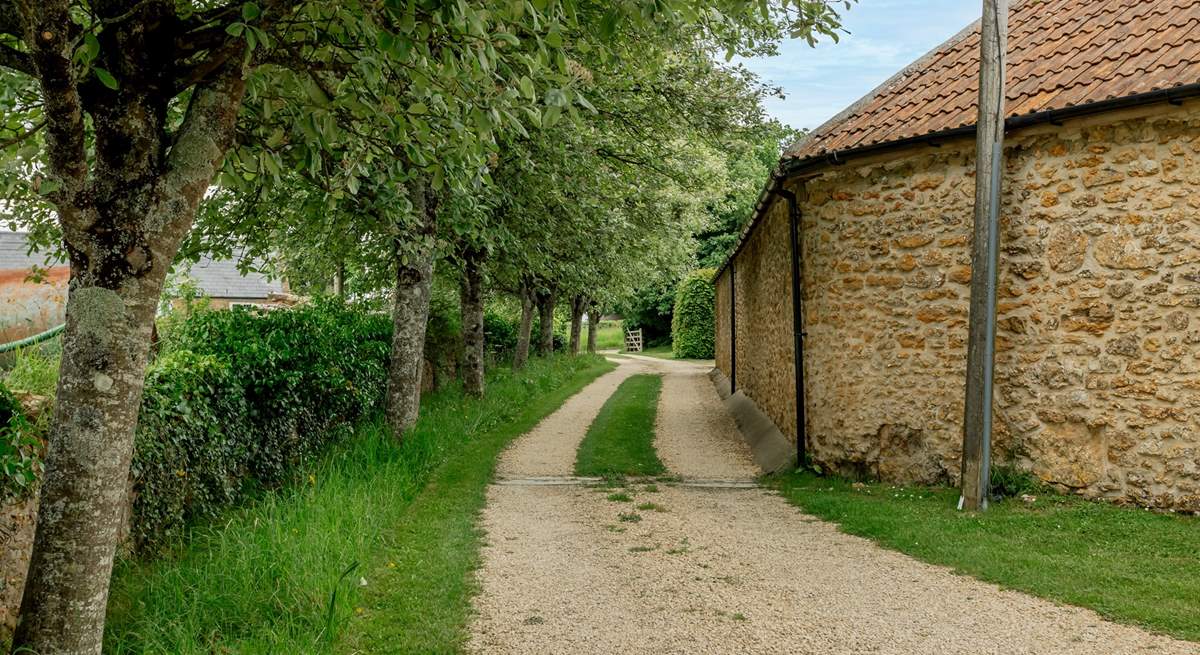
[514,278,535,369]
[13,55,246,653]
[459,247,485,397]
[385,175,438,437]
[536,287,557,356]
[568,294,584,355]
[332,260,346,297]
[587,301,600,354]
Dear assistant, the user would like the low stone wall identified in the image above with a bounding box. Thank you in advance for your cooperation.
[715,101,1200,510]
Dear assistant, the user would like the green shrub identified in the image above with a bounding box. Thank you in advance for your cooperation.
[0,381,41,499]
[133,298,391,548]
[483,308,518,360]
[616,280,675,347]
[424,279,463,388]
[132,351,251,545]
[671,269,716,359]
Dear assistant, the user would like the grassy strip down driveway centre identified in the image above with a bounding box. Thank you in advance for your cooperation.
[104,354,614,654]
[770,471,1200,642]
[575,373,665,478]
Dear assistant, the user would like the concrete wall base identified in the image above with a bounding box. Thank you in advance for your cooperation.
[709,369,795,474]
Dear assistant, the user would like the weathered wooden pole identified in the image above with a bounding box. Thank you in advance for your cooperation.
[960,0,1008,512]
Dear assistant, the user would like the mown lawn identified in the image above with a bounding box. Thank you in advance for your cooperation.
[104,354,614,654]
[632,344,674,359]
[593,320,625,350]
[575,373,665,478]
[770,471,1200,642]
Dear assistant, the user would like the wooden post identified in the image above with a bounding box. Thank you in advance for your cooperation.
[960,0,1008,511]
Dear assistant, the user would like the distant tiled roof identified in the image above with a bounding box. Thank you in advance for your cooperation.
[0,231,64,270]
[787,0,1200,161]
[0,231,281,299]
[183,255,282,299]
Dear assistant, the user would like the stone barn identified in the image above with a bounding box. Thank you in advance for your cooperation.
[713,0,1200,510]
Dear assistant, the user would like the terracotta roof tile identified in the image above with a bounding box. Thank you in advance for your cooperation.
[785,0,1200,160]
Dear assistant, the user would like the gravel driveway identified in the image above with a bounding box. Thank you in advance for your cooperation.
[469,356,1199,654]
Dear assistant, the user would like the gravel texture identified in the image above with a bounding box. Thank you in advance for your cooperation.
[651,358,759,480]
[496,357,652,478]
[470,357,1199,654]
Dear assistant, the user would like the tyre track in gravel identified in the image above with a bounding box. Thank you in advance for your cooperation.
[469,357,1199,655]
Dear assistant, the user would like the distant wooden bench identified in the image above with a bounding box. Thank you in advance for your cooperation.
[624,328,643,353]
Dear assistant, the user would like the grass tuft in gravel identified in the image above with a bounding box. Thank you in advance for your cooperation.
[770,470,1200,642]
[574,373,665,477]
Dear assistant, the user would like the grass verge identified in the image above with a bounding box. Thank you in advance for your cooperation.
[104,354,614,654]
[630,344,674,359]
[574,373,664,477]
[594,320,625,350]
[769,471,1200,642]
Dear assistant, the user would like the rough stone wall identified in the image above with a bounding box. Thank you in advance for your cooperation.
[800,146,974,487]
[714,268,731,378]
[716,102,1200,509]
[995,105,1200,509]
[730,197,797,444]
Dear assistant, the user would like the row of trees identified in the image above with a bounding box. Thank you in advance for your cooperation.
[0,1,848,651]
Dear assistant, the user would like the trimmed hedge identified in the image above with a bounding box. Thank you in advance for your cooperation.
[132,299,391,548]
[671,269,716,359]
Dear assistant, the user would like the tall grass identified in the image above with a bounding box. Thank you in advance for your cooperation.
[2,344,60,397]
[594,319,625,350]
[104,354,614,654]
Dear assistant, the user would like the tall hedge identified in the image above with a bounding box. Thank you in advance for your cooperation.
[671,268,716,359]
[132,299,391,548]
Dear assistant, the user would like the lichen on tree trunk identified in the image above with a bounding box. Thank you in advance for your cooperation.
[514,279,535,369]
[568,294,584,355]
[10,26,247,649]
[15,275,166,648]
[385,175,438,437]
[459,246,485,397]
[587,300,600,354]
[536,287,556,355]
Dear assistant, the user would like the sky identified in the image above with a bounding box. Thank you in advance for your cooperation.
[737,0,982,132]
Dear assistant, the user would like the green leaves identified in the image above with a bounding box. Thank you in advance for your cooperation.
[0,381,41,501]
[93,68,118,90]
[519,76,536,100]
[132,300,392,548]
